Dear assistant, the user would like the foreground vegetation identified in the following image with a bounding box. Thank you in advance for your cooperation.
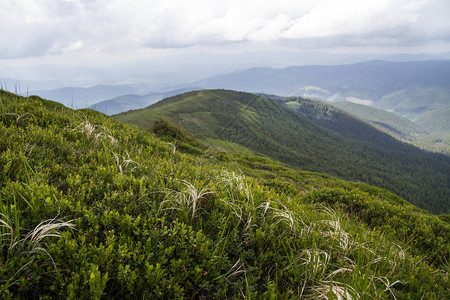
[0,90,449,298]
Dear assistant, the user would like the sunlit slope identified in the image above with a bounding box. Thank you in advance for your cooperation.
[116,89,450,214]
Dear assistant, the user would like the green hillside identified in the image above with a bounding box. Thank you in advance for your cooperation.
[376,86,450,120]
[329,101,450,155]
[1,90,449,298]
[331,101,424,139]
[415,104,450,132]
[116,90,450,214]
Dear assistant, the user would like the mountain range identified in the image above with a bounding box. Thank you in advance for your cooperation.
[115,89,450,214]
[192,60,450,100]
[13,61,447,150]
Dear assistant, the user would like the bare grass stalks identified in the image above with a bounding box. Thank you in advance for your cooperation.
[313,281,359,300]
[73,120,118,147]
[114,151,140,174]
[362,243,405,276]
[159,180,213,221]
[257,201,301,234]
[20,216,75,270]
[22,216,75,249]
[242,212,257,233]
[322,219,351,253]
[216,197,254,231]
[388,244,405,272]
[75,120,97,137]
[219,199,244,224]
[168,142,176,155]
[219,171,257,227]
[318,207,355,254]
[99,125,118,146]
[1,112,33,126]
[0,214,75,286]
[220,171,253,206]
[376,276,405,300]
[393,244,405,262]
[0,213,15,253]
[301,248,331,280]
[215,259,246,283]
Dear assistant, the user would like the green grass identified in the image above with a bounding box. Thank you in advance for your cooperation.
[0,89,448,298]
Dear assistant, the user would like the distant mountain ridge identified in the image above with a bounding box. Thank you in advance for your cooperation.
[193,60,450,99]
[89,88,200,115]
[115,89,450,214]
[31,84,148,108]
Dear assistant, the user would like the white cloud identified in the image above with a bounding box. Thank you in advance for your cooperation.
[0,0,449,59]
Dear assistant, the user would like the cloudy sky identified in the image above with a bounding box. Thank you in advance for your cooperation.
[1,0,450,86]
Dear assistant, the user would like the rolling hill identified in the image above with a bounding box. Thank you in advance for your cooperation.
[115,89,450,214]
[1,89,449,298]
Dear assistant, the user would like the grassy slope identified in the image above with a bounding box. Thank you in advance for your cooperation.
[116,90,450,214]
[1,90,448,298]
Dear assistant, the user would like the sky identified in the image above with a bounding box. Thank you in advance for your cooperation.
[1,0,450,88]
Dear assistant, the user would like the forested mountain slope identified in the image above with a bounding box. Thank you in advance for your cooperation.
[332,101,450,154]
[116,90,450,214]
[330,101,425,138]
[1,89,449,298]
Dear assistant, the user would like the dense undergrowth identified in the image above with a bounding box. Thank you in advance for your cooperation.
[0,90,448,298]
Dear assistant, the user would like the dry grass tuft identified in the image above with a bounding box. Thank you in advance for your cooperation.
[74,120,118,146]
[159,180,212,221]
[114,151,140,173]
[314,281,358,300]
